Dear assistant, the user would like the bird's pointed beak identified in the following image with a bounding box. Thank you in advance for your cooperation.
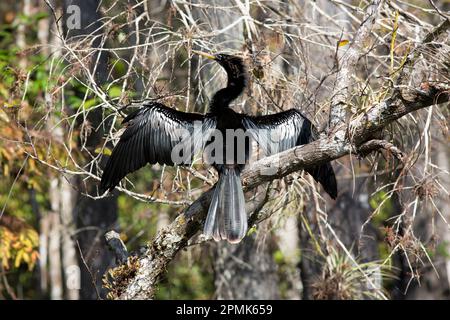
[192,50,216,60]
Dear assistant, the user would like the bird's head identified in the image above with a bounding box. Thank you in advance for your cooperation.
[193,50,247,87]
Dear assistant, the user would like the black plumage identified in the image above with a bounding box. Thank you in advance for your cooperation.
[243,109,337,199]
[100,51,337,243]
[100,103,216,191]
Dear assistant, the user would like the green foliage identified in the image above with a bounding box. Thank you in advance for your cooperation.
[427,241,450,260]
[0,8,53,287]
[117,193,160,250]
[273,249,284,265]
[436,241,450,259]
[112,59,127,77]
[108,85,122,99]
[156,263,214,299]
[369,190,394,226]
[312,248,391,300]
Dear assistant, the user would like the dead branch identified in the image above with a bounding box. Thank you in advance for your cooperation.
[329,0,382,129]
[357,139,407,163]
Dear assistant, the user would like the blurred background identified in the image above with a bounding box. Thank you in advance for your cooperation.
[0,0,449,299]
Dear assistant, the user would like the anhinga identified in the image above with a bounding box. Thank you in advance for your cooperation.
[100,51,337,244]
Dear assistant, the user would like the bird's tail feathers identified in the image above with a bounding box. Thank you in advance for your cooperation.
[204,168,247,243]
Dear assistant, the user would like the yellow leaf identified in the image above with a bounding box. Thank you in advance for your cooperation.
[22,252,30,264]
[1,148,11,161]
[390,10,400,72]
[14,250,23,268]
[95,147,112,156]
[0,109,9,122]
[12,240,21,249]
[1,256,9,269]
[28,158,37,172]
[338,40,350,47]
[0,83,9,98]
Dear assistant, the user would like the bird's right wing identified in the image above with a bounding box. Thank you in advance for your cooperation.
[100,101,216,192]
[242,109,337,199]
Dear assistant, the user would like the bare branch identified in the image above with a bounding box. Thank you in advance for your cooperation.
[357,139,407,163]
[328,0,382,129]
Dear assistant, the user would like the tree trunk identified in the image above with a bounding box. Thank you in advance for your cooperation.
[63,0,118,299]
[213,229,280,299]
[48,180,63,300]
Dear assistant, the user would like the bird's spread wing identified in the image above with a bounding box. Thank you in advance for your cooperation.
[100,101,216,192]
[242,109,337,199]
[242,109,315,155]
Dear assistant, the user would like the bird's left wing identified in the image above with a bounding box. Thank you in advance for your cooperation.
[100,101,216,192]
[242,109,337,199]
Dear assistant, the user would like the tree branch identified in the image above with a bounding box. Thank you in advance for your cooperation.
[329,0,382,129]
[357,139,406,163]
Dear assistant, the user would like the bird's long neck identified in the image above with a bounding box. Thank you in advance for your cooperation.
[210,71,246,113]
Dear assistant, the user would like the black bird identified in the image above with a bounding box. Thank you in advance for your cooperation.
[100,51,337,243]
